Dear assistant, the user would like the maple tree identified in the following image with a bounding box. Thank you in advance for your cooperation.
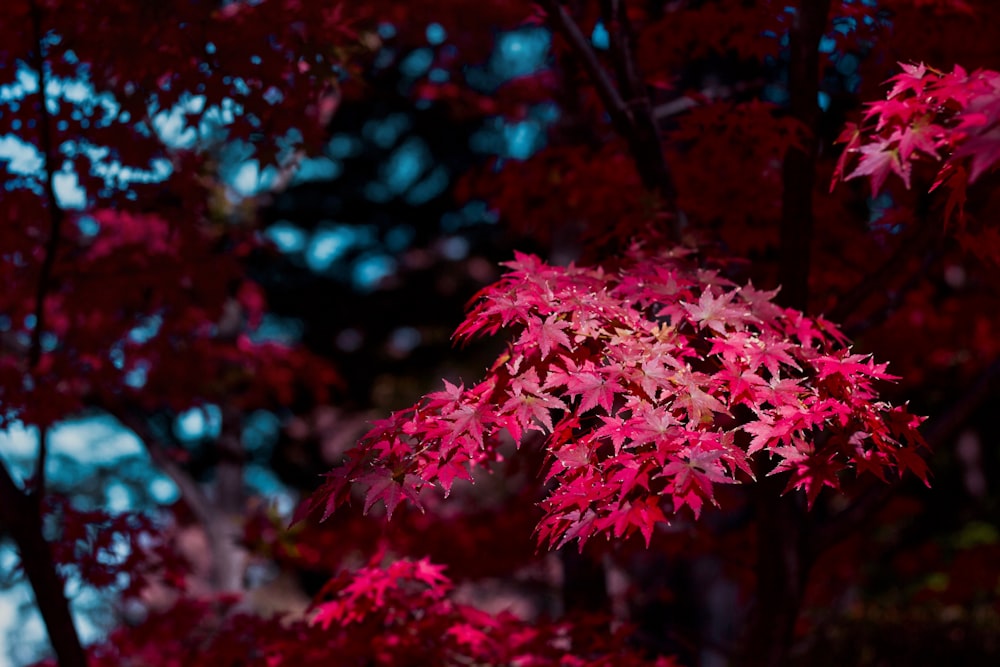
[2,0,1000,666]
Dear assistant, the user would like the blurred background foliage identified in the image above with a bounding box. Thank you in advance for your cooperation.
[2,2,1000,666]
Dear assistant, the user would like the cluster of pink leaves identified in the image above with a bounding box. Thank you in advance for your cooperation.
[309,247,927,549]
[837,63,1000,205]
[46,556,676,667]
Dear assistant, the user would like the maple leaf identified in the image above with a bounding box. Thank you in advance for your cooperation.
[517,313,573,357]
[865,99,919,131]
[553,440,592,469]
[812,352,895,382]
[358,469,425,520]
[831,122,862,191]
[592,414,632,453]
[671,374,728,424]
[773,450,843,508]
[660,447,732,518]
[847,137,911,194]
[682,287,751,333]
[561,364,620,413]
[624,405,678,446]
[743,418,796,455]
[500,384,564,438]
[611,497,667,546]
[892,123,944,162]
[955,122,1000,182]
[887,62,929,99]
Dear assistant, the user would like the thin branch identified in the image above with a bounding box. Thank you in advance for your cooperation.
[109,407,217,531]
[842,243,943,338]
[600,0,643,104]
[599,0,679,207]
[543,0,680,236]
[541,0,634,138]
[27,0,66,370]
[652,78,768,122]
[922,357,1000,449]
[106,403,247,592]
[31,425,48,505]
[0,4,90,665]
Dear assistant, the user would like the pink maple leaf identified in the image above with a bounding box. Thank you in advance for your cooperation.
[847,137,911,194]
[517,313,572,357]
[358,469,425,520]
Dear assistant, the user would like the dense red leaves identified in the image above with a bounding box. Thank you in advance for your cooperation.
[838,63,1000,204]
[668,102,806,240]
[457,141,651,248]
[52,556,677,667]
[0,0,344,426]
[45,0,350,158]
[311,247,927,548]
[6,0,1000,662]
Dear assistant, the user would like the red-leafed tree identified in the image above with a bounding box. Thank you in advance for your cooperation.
[3,1,1000,666]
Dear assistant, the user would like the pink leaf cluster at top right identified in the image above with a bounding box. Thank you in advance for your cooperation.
[835,62,1000,217]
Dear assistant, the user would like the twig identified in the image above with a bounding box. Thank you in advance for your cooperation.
[0,4,90,665]
[27,0,66,370]
[543,0,680,236]
[106,403,247,592]
[541,0,634,139]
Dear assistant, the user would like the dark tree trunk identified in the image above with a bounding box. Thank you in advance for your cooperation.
[743,479,812,667]
[0,467,88,667]
[745,1,832,665]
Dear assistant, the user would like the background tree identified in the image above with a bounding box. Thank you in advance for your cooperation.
[1,1,1000,666]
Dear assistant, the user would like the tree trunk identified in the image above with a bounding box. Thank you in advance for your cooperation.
[0,467,88,667]
[745,1,832,659]
[743,479,811,667]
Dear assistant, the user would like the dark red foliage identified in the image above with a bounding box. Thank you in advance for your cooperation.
[3,1,1000,666]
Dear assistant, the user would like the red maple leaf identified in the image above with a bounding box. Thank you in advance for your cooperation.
[847,137,911,193]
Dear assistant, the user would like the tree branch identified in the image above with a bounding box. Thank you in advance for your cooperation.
[28,0,66,370]
[746,2,832,666]
[542,0,634,139]
[0,4,90,665]
[598,0,678,208]
[31,425,48,505]
[106,404,247,592]
[0,463,87,667]
[542,0,679,234]
[109,408,217,530]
